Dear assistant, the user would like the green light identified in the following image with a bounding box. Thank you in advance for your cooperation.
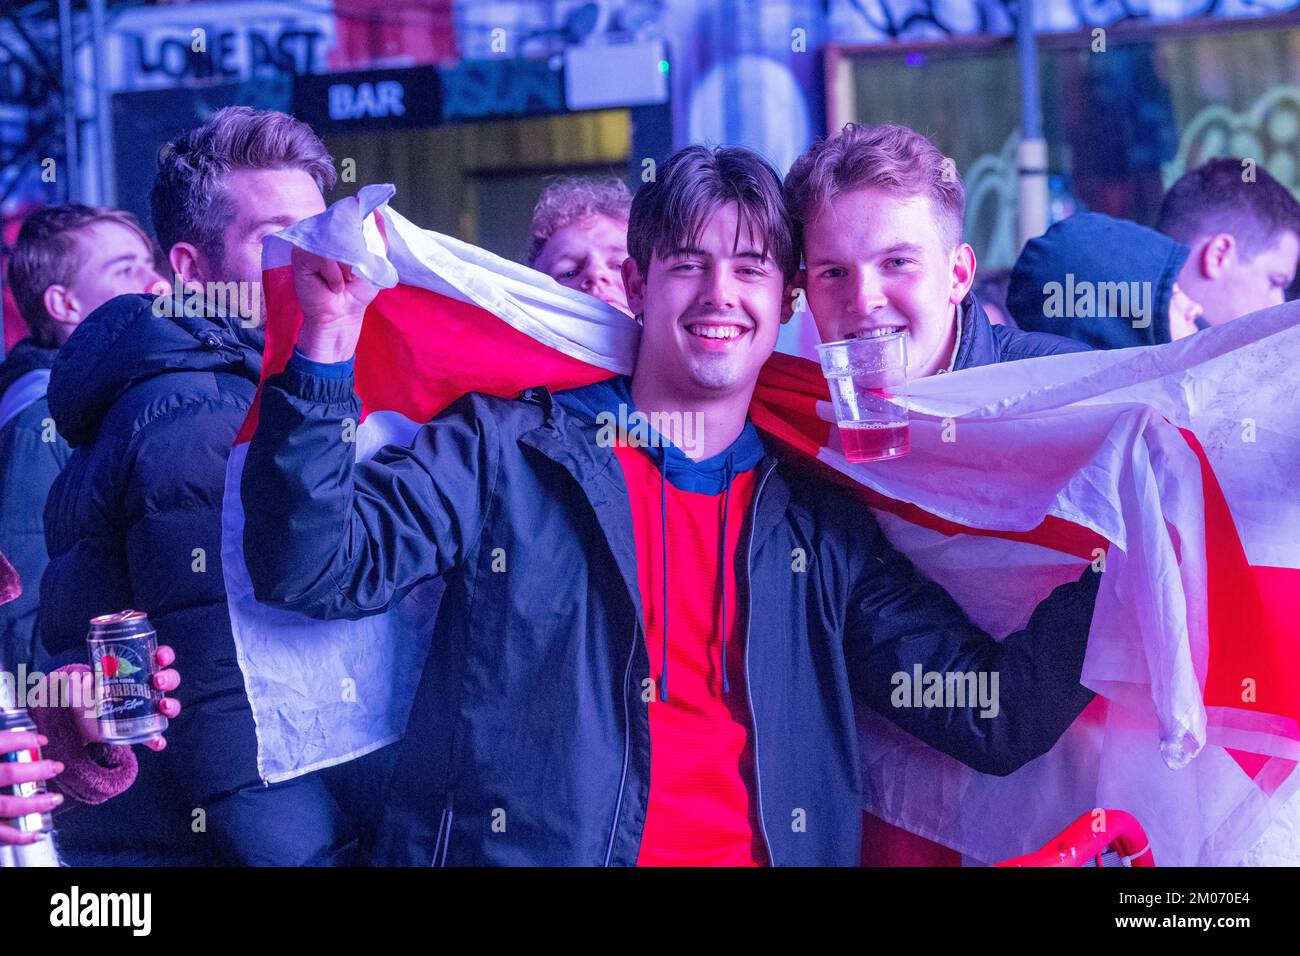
[658,60,670,74]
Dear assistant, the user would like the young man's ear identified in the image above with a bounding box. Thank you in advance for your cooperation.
[621,256,646,320]
[949,242,977,306]
[42,284,79,325]
[781,269,808,325]
[167,242,204,288]
[1197,233,1235,280]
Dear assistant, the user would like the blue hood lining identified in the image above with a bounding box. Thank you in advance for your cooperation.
[556,375,765,494]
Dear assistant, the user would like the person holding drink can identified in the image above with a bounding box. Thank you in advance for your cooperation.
[1,645,180,860]
[3,554,181,863]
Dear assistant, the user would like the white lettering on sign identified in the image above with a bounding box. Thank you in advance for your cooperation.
[328,81,406,120]
[105,3,336,92]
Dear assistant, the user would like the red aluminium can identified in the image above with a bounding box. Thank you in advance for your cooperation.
[86,610,167,745]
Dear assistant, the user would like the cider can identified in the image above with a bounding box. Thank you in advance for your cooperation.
[87,610,167,744]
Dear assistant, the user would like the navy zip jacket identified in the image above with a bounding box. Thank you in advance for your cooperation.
[954,292,1091,370]
[243,357,1100,866]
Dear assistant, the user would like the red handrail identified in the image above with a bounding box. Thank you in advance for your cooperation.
[995,809,1154,867]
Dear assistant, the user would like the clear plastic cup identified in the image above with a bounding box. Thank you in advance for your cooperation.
[816,333,910,463]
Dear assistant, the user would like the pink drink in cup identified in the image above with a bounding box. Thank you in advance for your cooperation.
[816,332,910,463]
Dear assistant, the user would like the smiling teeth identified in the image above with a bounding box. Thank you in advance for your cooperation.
[848,327,904,340]
[690,325,743,339]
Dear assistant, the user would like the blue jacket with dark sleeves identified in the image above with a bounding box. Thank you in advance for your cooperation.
[243,356,1100,867]
[0,338,69,672]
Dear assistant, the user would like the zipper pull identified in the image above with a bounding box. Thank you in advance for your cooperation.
[197,329,241,357]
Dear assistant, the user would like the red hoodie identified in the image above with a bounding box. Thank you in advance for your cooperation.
[605,385,769,866]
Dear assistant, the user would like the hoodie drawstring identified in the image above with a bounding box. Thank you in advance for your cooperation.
[656,447,738,702]
[719,453,734,694]
[659,445,670,703]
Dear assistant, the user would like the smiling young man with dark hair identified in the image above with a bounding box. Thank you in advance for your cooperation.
[242,144,1099,866]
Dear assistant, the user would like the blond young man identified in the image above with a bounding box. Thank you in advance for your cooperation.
[785,124,1088,377]
[526,176,633,314]
[1,205,164,671]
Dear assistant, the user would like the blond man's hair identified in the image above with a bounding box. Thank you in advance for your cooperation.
[784,123,965,251]
[526,176,632,267]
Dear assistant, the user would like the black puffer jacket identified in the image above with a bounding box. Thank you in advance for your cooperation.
[37,293,263,865]
[0,338,69,671]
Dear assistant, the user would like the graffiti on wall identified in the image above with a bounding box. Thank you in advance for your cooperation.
[1165,85,1300,196]
[451,0,670,59]
[829,0,1300,44]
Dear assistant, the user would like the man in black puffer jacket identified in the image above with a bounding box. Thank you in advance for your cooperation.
[36,107,389,866]
[39,294,262,865]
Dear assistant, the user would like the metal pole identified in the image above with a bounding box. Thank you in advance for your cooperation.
[58,0,79,202]
[89,0,115,206]
[1015,0,1049,248]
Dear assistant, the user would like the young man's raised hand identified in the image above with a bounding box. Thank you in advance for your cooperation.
[291,246,380,363]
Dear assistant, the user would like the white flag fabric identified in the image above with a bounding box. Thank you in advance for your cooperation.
[843,308,1300,865]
